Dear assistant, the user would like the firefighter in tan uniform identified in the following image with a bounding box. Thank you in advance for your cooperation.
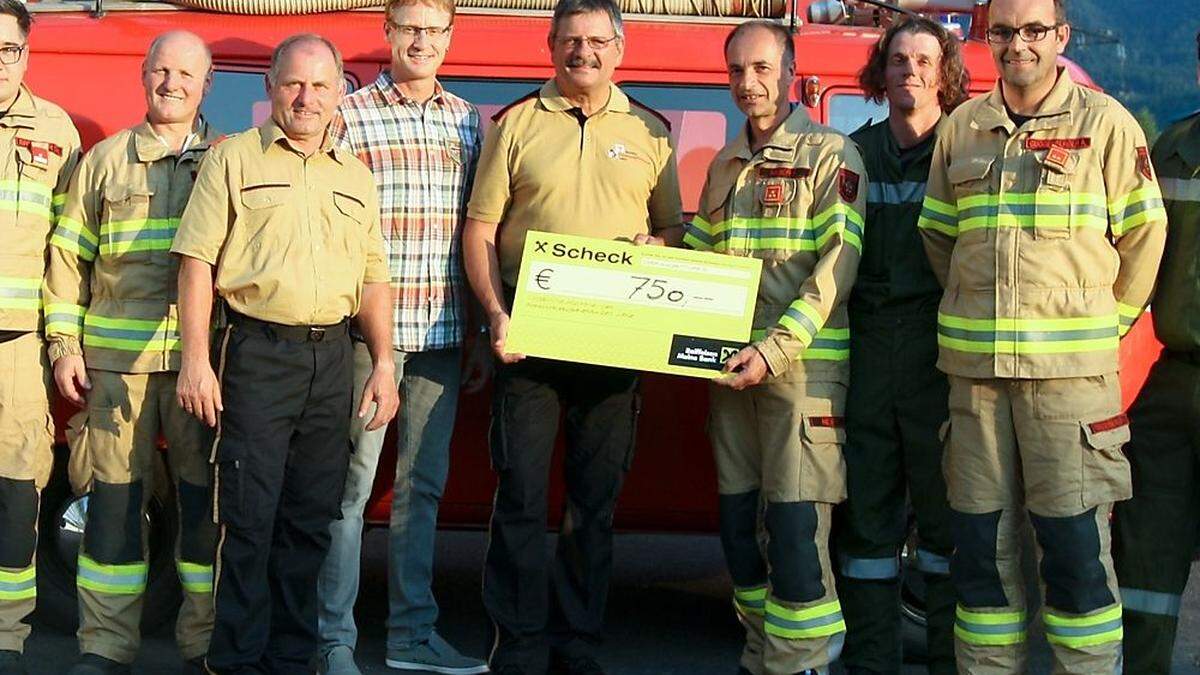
[917,0,1167,672]
[0,2,82,673]
[683,22,864,675]
[42,32,218,675]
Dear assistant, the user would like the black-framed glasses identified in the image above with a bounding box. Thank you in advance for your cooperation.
[0,44,26,65]
[554,35,620,51]
[386,21,451,39]
[986,23,1062,44]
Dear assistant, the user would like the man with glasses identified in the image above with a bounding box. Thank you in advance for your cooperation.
[918,0,1166,672]
[314,0,485,673]
[463,0,681,671]
[0,1,81,673]
[1111,28,1200,675]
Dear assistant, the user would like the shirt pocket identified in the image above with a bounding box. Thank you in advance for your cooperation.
[752,165,813,261]
[238,182,291,250]
[1032,152,1078,241]
[10,144,57,253]
[330,189,367,267]
[947,155,996,241]
[100,183,159,262]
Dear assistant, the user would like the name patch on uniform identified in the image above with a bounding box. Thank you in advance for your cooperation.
[838,168,860,203]
[807,415,844,428]
[757,167,810,179]
[1136,146,1154,180]
[14,138,60,165]
[1087,413,1129,434]
[1024,137,1091,151]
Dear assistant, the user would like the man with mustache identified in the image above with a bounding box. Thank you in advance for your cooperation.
[314,0,485,673]
[918,0,1167,672]
[835,17,967,675]
[463,0,681,671]
[43,30,219,675]
[0,1,81,673]
[171,34,398,674]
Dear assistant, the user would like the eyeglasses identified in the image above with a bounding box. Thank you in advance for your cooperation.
[985,23,1062,44]
[0,44,26,65]
[554,35,620,51]
[386,21,451,39]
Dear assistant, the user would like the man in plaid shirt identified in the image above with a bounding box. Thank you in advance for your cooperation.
[314,0,485,673]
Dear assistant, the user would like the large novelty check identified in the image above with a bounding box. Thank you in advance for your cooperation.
[504,232,763,378]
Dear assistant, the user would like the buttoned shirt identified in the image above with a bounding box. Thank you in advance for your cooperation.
[330,72,481,352]
[467,79,682,287]
[45,119,222,372]
[171,119,389,326]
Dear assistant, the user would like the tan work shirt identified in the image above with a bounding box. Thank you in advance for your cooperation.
[466,79,682,287]
[171,120,388,326]
[0,86,81,331]
[44,120,222,372]
[684,106,866,381]
[918,69,1167,379]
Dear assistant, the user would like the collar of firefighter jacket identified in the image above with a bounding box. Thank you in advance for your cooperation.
[374,69,446,107]
[726,105,812,163]
[538,78,630,116]
[974,67,1078,134]
[133,117,220,163]
[0,85,41,129]
[257,117,345,163]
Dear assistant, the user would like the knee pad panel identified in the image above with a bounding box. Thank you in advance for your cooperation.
[84,479,144,564]
[950,509,1008,607]
[1030,508,1115,613]
[765,501,824,603]
[0,477,38,567]
[719,491,767,587]
[178,479,217,565]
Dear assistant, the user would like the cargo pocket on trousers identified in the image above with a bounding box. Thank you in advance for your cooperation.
[1080,414,1132,508]
[212,444,253,529]
[65,409,92,495]
[799,415,848,504]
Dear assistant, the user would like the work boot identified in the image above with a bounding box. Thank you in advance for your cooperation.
[385,632,488,674]
[317,645,362,675]
[65,653,132,675]
[0,650,25,675]
[549,653,604,675]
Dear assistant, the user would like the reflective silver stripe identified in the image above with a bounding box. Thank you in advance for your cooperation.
[1120,587,1181,618]
[916,548,951,575]
[840,555,900,580]
[1159,177,1200,203]
[868,181,927,205]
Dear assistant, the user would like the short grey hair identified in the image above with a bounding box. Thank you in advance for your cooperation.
[550,0,624,40]
[144,31,213,74]
[267,33,344,86]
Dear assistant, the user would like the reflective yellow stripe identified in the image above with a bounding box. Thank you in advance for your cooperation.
[1117,302,1142,336]
[0,566,36,601]
[44,302,86,336]
[764,599,846,639]
[955,192,1109,233]
[0,275,42,311]
[751,326,849,361]
[1109,187,1167,235]
[918,196,959,237]
[98,217,180,256]
[177,561,213,594]
[1044,605,1123,648]
[77,554,148,595]
[937,313,1119,355]
[954,605,1027,646]
[734,585,767,616]
[83,313,180,353]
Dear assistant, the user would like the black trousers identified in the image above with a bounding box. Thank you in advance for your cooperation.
[205,319,353,674]
[482,355,640,672]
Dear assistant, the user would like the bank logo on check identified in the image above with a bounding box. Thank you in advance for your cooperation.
[505,231,762,379]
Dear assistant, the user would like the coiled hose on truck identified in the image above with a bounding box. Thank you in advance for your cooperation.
[168,0,785,17]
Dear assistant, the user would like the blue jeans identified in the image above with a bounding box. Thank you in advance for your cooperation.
[317,343,462,652]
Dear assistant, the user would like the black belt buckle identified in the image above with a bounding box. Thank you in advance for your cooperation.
[308,327,327,342]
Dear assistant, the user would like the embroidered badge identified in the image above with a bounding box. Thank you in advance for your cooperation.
[762,183,786,205]
[838,167,860,203]
[1044,145,1072,170]
[1088,413,1129,434]
[808,416,844,428]
[1136,146,1153,180]
[1025,137,1091,151]
[607,143,627,159]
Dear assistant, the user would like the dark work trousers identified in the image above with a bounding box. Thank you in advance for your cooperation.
[835,310,956,675]
[482,354,640,672]
[1112,353,1200,675]
[205,317,353,675]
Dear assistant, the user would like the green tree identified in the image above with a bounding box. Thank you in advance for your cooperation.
[1133,107,1160,145]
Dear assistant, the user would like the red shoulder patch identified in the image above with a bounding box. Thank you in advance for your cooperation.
[490,88,541,124]
[838,167,860,203]
[1136,146,1153,180]
[625,93,672,133]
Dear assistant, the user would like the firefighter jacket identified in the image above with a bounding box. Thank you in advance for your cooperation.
[44,120,221,373]
[684,106,866,381]
[0,86,81,332]
[1148,111,1200,354]
[918,69,1167,379]
[849,117,944,316]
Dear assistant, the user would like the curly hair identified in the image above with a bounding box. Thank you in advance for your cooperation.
[858,16,969,113]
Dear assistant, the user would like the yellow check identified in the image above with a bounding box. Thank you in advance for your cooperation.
[505,231,762,378]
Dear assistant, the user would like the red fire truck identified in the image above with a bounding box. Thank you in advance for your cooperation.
[21,0,1157,653]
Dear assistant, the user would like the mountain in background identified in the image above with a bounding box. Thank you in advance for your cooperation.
[1063,0,1198,140]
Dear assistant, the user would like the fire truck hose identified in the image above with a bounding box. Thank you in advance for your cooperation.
[170,0,785,17]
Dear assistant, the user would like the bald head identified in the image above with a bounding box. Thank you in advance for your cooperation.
[142,30,212,127]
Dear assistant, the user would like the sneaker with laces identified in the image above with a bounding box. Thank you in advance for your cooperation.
[384,632,489,674]
[318,645,363,675]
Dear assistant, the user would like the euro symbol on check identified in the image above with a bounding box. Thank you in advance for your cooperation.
[534,268,554,290]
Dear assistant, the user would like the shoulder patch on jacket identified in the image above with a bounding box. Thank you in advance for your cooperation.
[626,94,672,133]
[491,88,541,124]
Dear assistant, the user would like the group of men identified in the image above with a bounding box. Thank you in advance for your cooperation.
[0,0,1195,672]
